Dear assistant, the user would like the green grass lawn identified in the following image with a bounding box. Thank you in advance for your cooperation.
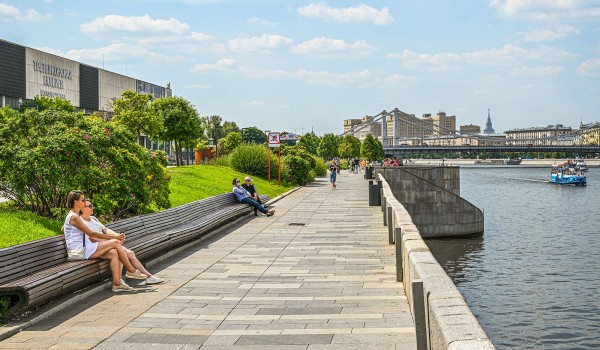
[0,165,295,249]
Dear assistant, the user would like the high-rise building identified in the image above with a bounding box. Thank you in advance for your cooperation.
[483,109,495,134]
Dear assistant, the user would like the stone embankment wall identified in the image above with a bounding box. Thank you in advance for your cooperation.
[378,174,495,349]
[375,166,483,238]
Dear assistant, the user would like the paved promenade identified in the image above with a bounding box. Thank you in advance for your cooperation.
[1,172,416,349]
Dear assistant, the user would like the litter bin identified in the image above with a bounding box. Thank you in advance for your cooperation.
[364,166,374,179]
[368,180,381,206]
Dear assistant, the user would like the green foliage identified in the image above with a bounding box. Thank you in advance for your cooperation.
[281,155,313,185]
[202,115,225,143]
[339,134,361,158]
[207,155,231,166]
[318,133,340,158]
[223,120,240,134]
[34,96,75,112]
[243,126,267,144]
[220,131,242,154]
[361,134,384,161]
[150,96,203,166]
[0,104,171,219]
[0,296,10,324]
[112,90,163,143]
[0,207,63,248]
[312,156,328,177]
[229,144,276,177]
[297,132,320,154]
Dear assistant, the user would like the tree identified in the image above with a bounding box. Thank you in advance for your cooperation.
[112,90,163,144]
[150,96,203,166]
[34,95,75,112]
[361,134,384,161]
[338,134,361,158]
[297,132,320,154]
[317,133,340,158]
[223,120,240,134]
[243,126,267,144]
[202,115,225,144]
[220,131,242,154]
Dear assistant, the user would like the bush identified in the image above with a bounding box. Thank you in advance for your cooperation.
[312,155,327,177]
[207,155,230,167]
[229,144,277,178]
[281,155,313,185]
[0,105,171,219]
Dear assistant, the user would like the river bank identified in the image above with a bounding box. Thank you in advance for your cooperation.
[408,158,600,167]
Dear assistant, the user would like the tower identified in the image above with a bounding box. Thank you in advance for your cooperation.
[483,109,495,135]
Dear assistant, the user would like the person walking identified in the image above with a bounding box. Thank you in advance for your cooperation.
[329,161,338,189]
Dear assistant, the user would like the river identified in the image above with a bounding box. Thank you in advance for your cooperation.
[425,166,600,350]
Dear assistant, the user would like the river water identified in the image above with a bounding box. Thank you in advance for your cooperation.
[425,166,600,350]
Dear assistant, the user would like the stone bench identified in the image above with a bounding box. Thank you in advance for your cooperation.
[0,193,269,321]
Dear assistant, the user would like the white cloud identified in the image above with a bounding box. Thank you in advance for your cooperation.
[0,3,48,21]
[81,14,190,35]
[192,58,238,73]
[382,74,417,85]
[228,34,293,52]
[60,43,172,63]
[511,65,564,76]
[577,58,600,76]
[490,0,600,20]
[247,16,276,25]
[387,50,462,72]
[243,67,373,86]
[292,37,372,55]
[516,25,581,42]
[297,3,393,25]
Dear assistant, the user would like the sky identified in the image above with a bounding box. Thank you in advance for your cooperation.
[1,0,600,135]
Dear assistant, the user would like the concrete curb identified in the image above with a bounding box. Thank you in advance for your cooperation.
[0,186,300,341]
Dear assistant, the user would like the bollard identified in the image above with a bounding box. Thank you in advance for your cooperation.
[395,227,402,282]
[380,188,385,213]
[368,181,381,206]
[412,279,428,350]
[382,198,387,226]
[387,206,394,244]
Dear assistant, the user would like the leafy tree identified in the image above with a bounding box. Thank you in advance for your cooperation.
[317,133,340,158]
[243,126,267,144]
[297,132,320,154]
[361,134,384,161]
[34,95,75,112]
[112,90,163,144]
[150,96,203,166]
[338,134,361,158]
[221,131,242,154]
[223,120,240,134]
[202,115,225,143]
[0,103,170,219]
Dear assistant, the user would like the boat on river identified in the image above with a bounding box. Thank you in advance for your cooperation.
[474,157,522,165]
[575,159,588,172]
[550,160,587,186]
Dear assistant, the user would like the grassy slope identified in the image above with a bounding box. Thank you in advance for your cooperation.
[0,165,294,249]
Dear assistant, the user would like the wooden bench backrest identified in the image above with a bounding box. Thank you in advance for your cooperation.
[105,216,146,241]
[0,236,67,284]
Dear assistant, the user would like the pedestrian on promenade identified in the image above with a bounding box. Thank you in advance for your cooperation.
[79,199,164,285]
[329,161,338,189]
[63,190,147,292]
[232,178,274,216]
[241,176,264,216]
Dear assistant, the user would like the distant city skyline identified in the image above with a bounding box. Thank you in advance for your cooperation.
[1,1,599,134]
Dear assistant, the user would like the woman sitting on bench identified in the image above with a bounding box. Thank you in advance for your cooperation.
[64,190,147,292]
[232,178,274,217]
[80,199,164,285]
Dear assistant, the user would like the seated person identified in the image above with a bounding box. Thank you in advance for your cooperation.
[232,178,274,217]
[80,199,164,285]
[241,176,264,216]
[64,190,147,292]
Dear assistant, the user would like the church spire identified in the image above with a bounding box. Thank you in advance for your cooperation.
[484,109,495,135]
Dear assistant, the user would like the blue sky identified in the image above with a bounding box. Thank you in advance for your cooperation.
[1,0,599,135]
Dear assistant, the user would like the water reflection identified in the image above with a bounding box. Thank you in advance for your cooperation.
[425,237,484,286]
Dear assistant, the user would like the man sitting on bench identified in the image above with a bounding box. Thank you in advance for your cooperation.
[232,178,274,217]
[241,176,265,216]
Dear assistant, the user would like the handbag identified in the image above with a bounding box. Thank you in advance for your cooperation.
[67,233,86,261]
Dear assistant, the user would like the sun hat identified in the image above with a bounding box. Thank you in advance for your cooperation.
[244,176,252,181]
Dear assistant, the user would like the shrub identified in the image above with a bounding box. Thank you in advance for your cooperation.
[0,105,171,219]
[230,144,277,178]
[312,155,327,177]
[281,155,312,186]
[207,155,230,167]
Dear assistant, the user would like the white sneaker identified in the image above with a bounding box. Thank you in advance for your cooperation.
[112,281,134,292]
[146,275,164,284]
[125,269,147,280]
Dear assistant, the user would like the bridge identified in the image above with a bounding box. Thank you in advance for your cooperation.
[384,145,600,156]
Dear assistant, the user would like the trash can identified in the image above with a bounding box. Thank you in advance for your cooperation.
[368,180,381,206]
[365,166,374,179]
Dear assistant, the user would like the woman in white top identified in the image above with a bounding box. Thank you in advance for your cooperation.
[80,199,163,285]
[64,190,147,292]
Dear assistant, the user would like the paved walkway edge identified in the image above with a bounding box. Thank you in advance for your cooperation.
[0,187,300,341]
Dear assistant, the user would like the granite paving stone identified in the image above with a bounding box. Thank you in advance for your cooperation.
[1,173,415,349]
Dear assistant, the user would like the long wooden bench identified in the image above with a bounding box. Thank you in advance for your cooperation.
[0,193,269,321]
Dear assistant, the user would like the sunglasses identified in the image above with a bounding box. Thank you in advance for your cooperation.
[85,204,94,209]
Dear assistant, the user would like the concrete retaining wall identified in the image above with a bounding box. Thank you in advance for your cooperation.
[375,166,483,238]
[378,174,495,349]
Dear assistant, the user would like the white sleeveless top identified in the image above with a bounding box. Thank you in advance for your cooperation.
[63,211,99,259]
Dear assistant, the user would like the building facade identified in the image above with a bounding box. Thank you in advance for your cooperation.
[505,124,574,146]
[580,122,600,145]
[0,39,171,113]
[460,124,481,135]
